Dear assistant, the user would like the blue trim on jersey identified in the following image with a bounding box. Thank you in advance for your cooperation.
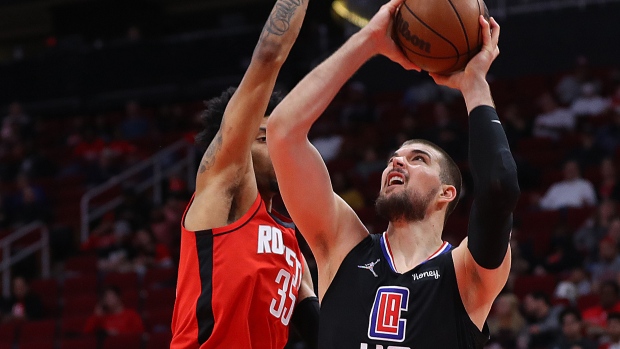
[380,233,453,272]
[380,233,398,273]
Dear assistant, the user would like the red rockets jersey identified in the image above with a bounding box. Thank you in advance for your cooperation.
[171,194,303,349]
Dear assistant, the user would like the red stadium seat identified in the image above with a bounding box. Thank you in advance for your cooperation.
[60,315,90,338]
[144,307,174,334]
[18,339,55,349]
[513,274,558,300]
[0,322,18,344]
[63,294,98,316]
[145,332,172,349]
[144,288,176,312]
[59,336,98,349]
[577,293,600,311]
[64,254,98,275]
[102,333,143,349]
[17,319,57,343]
[103,271,140,290]
[63,274,98,297]
[30,278,60,317]
[143,267,176,290]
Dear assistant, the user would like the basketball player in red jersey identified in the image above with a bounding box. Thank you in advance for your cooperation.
[170,0,318,348]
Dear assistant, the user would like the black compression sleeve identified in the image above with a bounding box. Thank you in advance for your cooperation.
[291,296,320,349]
[467,105,520,269]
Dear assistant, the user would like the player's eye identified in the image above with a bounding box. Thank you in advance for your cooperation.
[257,136,266,143]
[412,156,425,162]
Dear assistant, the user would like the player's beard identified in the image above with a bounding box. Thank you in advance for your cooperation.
[375,185,438,222]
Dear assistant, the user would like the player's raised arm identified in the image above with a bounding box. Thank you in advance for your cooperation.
[431,17,520,329]
[194,0,309,190]
[267,0,417,283]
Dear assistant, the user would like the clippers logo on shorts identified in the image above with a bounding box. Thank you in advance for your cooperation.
[368,286,409,342]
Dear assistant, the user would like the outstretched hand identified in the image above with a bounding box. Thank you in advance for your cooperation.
[429,16,500,91]
[362,0,421,71]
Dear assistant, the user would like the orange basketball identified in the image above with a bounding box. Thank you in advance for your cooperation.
[394,0,489,74]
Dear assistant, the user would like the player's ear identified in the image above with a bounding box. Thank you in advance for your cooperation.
[438,185,457,203]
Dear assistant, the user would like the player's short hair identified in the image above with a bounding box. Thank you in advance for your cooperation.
[195,87,284,150]
[401,139,462,222]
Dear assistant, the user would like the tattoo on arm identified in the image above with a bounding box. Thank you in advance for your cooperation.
[261,0,303,39]
[198,132,223,174]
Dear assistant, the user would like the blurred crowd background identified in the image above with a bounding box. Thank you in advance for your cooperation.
[0,0,620,348]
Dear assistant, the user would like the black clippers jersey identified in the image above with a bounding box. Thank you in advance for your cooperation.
[319,233,489,349]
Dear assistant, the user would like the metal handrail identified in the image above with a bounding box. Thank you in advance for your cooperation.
[0,221,50,297]
[80,139,196,242]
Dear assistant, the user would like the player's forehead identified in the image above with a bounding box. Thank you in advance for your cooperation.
[394,142,441,160]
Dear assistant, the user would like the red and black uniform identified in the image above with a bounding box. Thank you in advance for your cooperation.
[171,194,303,349]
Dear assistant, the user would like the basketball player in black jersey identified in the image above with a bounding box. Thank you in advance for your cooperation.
[266,0,520,348]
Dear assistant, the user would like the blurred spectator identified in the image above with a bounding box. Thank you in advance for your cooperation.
[543,223,583,274]
[310,122,343,162]
[128,227,173,274]
[85,149,123,185]
[595,111,620,156]
[83,286,144,336]
[609,217,620,244]
[501,103,532,150]
[402,79,461,112]
[354,147,386,181]
[538,160,598,210]
[487,293,527,349]
[339,81,374,126]
[0,193,11,229]
[82,212,131,261]
[601,312,620,349]
[555,56,601,105]
[550,307,597,349]
[532,92,576,140]
[570,83,610,117]
[599,158,620,202]
[523,291,563,348]
[106,127,138,161]
[565,127,606,168]
[424,102,466,161]
[581,280,620,335]
[114,187,152,229]
[554,267,592,305]
[120,101,151,140]
[16,139,56,179]
[332,172,365,210]
[73,126,106,163]
[1,102,32,141]
[588,237,620,288]
[0,276,44,322]
[574,200,617,259]
[9,173,49,225]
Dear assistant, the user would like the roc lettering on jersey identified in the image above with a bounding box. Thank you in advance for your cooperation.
[257,225,286,254]
[368,286,409,342]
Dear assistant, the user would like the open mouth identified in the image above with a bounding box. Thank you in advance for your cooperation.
[387,172,405,187]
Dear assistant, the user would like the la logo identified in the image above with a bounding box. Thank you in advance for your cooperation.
[368,286,409,342]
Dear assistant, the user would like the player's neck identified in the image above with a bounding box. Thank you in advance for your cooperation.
[386,215,444,272]
[258,189,274,212]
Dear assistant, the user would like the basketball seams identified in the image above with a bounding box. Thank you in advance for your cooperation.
[401,2,459,57]
[395,0,486,73]
[446,0,470,58]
